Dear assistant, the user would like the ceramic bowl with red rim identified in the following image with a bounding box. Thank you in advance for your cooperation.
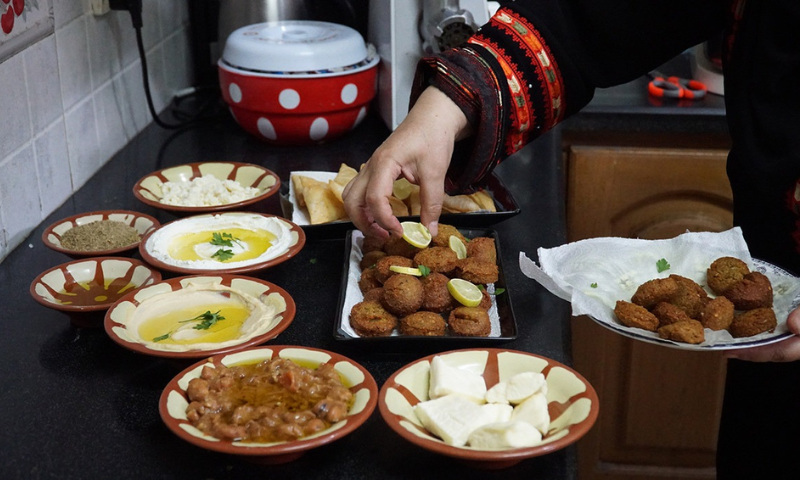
[104,275,296,359]
[133,162,280,215]
[139,212,305,275]
[379,348,599,469]
[218,21,379,145]
[42,210,160,258]
[30,257,161,314]
[159,345,378,463]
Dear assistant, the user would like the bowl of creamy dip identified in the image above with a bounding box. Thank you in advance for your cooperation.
[140,212,305,275]
[104,275,296,359]
[133,162,281,215]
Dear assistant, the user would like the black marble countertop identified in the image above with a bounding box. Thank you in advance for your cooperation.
[0,109,575,479]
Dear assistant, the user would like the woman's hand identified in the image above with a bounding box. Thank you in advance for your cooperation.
[725,308,800,362]
[342,86,472,238]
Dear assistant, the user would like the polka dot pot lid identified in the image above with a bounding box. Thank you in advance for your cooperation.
[222,20,370,74]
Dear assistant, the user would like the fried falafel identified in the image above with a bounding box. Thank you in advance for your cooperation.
[349,301,397,337]
[374,255,414,284]
[467,236,497,264]
[381,274,424,317]
[729,307,777,338]
[413,246,458,275]
[723,271,773,310]
[657,319,705,344]
[630,277,680,309]
[707,256,750,295]
[700,296,735,331]
[614,300,659,331]
[399,311,447,336]
[456,257,499,285]
[420,272,455,313]
[448,306,491,336]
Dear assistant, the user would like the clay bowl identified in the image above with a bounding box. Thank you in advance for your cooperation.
[42,210,160,258]
[159,345,378,464]
[29,257,161,328]
[379,348,599,469]
[139,212,305,275]
[104,274,296,359]
[133,162,280,216]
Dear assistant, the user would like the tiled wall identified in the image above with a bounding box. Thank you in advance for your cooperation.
[0,0,193,262]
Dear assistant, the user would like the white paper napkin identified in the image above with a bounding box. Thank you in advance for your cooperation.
[519,228,800,347]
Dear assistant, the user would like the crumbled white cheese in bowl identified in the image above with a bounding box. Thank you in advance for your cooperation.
[161,174,260,207]
[142,212,305,274]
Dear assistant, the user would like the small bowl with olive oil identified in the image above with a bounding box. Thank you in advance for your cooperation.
[139,212,305,275]
[104,274,296,359]
[42,210,161,258]
[30,257,162,327]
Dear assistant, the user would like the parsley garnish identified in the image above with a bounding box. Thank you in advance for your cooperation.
[418,265,431,277]
[656,258,671,273]
[493,287,506,295]
[590,283,598,288]
[310,258,317,264]
[211,232,236,247]
[153,333,170,342]
[212,248,234,261]
[181,310,225,330]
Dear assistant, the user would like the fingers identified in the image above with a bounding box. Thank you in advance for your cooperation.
[342,158,402,237]
[417,173,445,238]
[725,337,800,362]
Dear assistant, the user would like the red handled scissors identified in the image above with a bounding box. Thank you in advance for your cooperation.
[647,71,707,100]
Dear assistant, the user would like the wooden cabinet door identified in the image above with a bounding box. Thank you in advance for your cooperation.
[566,145,733,480]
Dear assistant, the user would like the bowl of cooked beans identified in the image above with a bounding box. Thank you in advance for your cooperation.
[42,210,160,258]
[159,345,378,464]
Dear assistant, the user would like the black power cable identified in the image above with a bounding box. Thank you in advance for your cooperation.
[112,0,219,130]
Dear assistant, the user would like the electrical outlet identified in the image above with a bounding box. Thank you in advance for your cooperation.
[91,0,110,16]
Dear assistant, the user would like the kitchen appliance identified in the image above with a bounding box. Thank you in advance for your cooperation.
[369,0,497,130]
[690,35,724,96]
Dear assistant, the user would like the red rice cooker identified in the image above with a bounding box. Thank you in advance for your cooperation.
[218,21,379,145]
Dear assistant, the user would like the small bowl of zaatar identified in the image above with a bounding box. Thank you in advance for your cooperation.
[133,162,281,215]
[139,212,306,275]
[42,210,160,258]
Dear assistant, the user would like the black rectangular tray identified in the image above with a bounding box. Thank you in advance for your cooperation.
[333,228,518,347]
[279,172,520,239]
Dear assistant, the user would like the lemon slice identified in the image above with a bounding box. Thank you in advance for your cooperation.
[447,278,482,307]
[449,235,467,260]
[401,221,432,248]
[392,178,416,200]
[389,266,423,276]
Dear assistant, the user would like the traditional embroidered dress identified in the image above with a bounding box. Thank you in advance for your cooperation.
[413,1,800,477]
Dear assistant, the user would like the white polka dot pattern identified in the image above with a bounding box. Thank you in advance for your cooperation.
[257,117,277,140]
[228,83,242,103]
[309,117,329,141]
[279,89,301,109]
[341,84,358,104]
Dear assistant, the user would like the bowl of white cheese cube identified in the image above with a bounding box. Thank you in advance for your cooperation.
[378,348,599,468]
[133,162,281,215]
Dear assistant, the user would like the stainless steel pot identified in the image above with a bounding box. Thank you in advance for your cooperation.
[218,0,311,52]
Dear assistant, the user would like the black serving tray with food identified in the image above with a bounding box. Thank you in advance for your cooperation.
[279,172,521,239]
[333,228,518,349]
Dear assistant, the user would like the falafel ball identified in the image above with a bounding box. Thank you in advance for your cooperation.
[420,272,455,313]
[478,289,492,311]
[614,300,659,331]
[374,255,414,284]
[358,267,382,293]
[349,301,397,337]
[456,257,499,285]
[729,307,777,338]
[431,224,467,248]
[707,256,750,295]
[360,250,387,270]
[667,274,710,319]
[700,296,735,331]
[384,235,421,259]
[657,320,705,344]
[362,287,384,303]
[414,246,458,275]
[381,274,424,317]
[448,307,492,336]
[467,237,497,264]
[723,271,773,310]
[361,235,387,254]
[651,302,694,327]
[630,277,680,309]
[399,311,447,336]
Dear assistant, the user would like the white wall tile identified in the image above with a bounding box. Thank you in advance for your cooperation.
[54,0,88,29]
[0,146,42,248]
[0,52,32,161]
[145,45,169,113]
[64,97,101,188]
[86,12,123,86]
[56,15,92,109]
[94,80,129,161]
[24,35,63,134]
[34,120,73,214]
[141,0,162,51]
[163,29,193,95]
[116,61,150,136]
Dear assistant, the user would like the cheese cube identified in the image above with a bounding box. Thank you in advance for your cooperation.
[428,356,486,403]
[511,392,550,435]
[468,421,543,450]
[485,381,509,404]
[414,395,485,446]
[506,372,547,404]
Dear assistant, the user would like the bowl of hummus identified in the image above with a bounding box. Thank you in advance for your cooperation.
[104,275,296,358]
[140,212,305,275]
